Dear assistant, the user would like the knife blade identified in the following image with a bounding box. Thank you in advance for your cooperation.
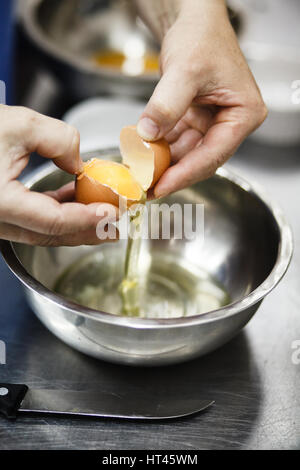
[0,384,214,420]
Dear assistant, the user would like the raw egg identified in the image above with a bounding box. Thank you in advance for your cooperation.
[75,125,171,207]
[76,159,143,207]
[92,49,159,76]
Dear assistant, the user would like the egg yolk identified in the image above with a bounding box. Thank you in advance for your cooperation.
[93,49,159,75]
[82,159,142,200]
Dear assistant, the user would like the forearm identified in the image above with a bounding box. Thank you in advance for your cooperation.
[134,0,227,41]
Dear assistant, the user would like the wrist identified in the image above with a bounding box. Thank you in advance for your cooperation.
[135,0,228,42]
[134,0,183,41]
[179,0,228,22]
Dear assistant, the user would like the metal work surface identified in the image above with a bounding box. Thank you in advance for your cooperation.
[0,139,299,449]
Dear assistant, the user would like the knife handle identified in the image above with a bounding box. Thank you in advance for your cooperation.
[0,383,28,419]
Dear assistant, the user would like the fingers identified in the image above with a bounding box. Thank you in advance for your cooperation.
[0,105,83,175]
[0,221,119,246]
[0,181,118,236]
[153,107,260,198]
[170,128,203,163]
[137,66,197,141]
[165,120,189,144]
[27,110,83,174]
[165,106,214,162]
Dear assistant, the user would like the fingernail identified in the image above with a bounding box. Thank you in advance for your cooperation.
[137,118,160,141]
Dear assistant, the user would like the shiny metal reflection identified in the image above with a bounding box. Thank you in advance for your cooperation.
[1,148,293,366]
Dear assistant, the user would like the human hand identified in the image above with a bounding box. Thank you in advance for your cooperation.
[0,105,117,246]
[136,0,267,198]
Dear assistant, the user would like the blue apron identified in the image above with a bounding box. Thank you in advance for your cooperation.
[0,0,14,104]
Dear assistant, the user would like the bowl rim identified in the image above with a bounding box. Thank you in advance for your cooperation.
[0,149,293,329]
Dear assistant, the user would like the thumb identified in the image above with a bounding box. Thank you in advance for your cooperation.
[29,111,83,175]
[7,106,83,175]
[137,66,196,141]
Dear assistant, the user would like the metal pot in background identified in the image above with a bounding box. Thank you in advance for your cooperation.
[19,0,160,101]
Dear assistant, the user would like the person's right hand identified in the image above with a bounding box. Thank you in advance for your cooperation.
[136,0,267,198]
[0,105,117,246]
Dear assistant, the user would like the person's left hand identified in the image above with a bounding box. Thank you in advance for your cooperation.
[0,105,118,246]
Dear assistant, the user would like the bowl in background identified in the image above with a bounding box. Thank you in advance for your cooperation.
[63,97,145,152]
[20,0,160,100]
[244,42,300,146]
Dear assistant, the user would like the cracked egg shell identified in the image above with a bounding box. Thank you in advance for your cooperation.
[120,125,171,191]
[75,159,143,207]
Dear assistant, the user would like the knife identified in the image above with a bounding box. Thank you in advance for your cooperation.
[0,384,214,420]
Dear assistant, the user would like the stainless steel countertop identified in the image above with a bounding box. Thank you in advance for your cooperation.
[0,138,299,450]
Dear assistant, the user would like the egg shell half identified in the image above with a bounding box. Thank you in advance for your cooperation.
[120,125,171,191]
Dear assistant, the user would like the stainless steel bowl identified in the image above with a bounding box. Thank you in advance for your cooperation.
[20,0,160,99]
[1,149,293,366]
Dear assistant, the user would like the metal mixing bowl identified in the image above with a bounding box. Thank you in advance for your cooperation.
[1,149,293,366]
[20,0,160,99]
